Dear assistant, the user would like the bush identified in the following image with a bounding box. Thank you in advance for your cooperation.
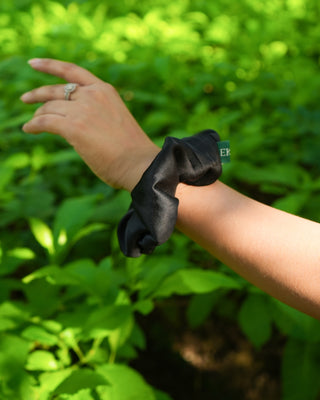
[0,0,320,399]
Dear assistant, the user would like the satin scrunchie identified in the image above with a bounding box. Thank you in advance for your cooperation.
[117,129,223,257]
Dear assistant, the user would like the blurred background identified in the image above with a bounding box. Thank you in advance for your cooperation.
[0,1,320,399]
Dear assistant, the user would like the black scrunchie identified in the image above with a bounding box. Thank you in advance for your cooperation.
[117,129,222,257]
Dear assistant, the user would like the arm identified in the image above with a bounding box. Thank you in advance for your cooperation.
[21,59,320,319]
[176,181,320,319]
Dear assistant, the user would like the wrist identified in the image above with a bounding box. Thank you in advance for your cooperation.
[120,143,161,192]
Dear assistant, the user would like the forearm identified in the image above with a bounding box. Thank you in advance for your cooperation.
[176,181,320,319]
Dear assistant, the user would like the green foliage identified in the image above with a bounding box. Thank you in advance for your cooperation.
[0,0,320,398]
[282,338,320,400]
[238,293,273,348]
[153,269,241,297]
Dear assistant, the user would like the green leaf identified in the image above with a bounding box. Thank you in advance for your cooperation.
[273,191,310,214]
[272,299,320,342]
[22,265,80,285]
[52,196,97,248]
[53,369,109,395]
[108,315,134,354]
[47,148,81,165]
[96,364,155,400]
[93,190,131,223]
[153,269,241,298]
[64,259,97,287]
[64,258,122,299]
[187,292,219,328]
[0,246,36,277]
[26,350,59,371]
[128,323,146,351]
[233,162,308,189]
[22,326,58,346]
[282,338,320,400]
[0,317,18,331]
[0,113,34,130]
[154,389,174,400]
[7,247,35,260]
[0,256,25,277]
[4,152,30,169]
[83,305,132,340]
[29,218,54,255]
[38,369,73,398]
[57,389,94,399]
[42,319,63,334]
[71,223,107,245]
[0,335,30,390]
[238,293,272,348]
[138,256,196,299]
[60,328,81,349]
[0,166,14,191]
[30,145,48,171]
[133,299,154,315]
[23,279,61,318]
[0,301,29,323]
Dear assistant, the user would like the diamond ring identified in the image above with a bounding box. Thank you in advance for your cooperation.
[64,83,78,100]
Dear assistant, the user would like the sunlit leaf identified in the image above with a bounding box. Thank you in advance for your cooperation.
[23,265,80,286]
[7,247,35,260]
[26,350,59,371]
[4,152,30,169]
[96,364,155,400]
[53,369,109,395]
[29,218,54,255]
[22,325,59,346]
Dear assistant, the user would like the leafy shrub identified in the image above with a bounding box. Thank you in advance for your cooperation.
[0,0,320,399]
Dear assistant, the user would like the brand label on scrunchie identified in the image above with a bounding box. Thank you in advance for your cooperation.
[218,140,231,163]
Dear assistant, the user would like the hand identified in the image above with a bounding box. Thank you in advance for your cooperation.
[21,58,160,191]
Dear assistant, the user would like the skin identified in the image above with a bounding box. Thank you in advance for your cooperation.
[21,58,160,191]
[21,59,320,319]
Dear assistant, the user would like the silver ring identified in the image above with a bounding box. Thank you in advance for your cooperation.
[64,83,78,100]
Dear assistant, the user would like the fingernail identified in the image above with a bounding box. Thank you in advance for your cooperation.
[20,92,29,101]
[28,58,42,67]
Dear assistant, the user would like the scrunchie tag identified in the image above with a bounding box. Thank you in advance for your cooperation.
[218,140,231,163]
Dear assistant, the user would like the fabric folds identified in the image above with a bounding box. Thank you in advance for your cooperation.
[117,129,222,257]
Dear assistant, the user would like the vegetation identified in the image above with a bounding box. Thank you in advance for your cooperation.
[0,0,319,399]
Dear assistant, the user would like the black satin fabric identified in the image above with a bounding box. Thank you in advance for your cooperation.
[117,129,222,257]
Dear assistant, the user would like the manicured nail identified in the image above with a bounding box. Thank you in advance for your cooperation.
[28,58,43,67]
[20,92,29,101]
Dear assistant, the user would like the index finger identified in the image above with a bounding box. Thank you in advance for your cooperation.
[28,58,101,86]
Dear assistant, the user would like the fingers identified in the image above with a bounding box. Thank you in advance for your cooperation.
[22,114,67,136]
[23,100,76,135]
[28,58,100,86]
[21,84,75,103]
[33,100,70,118]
